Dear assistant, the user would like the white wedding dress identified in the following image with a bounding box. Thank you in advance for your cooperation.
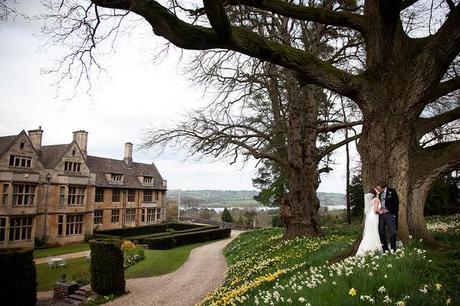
[356,193,383,256]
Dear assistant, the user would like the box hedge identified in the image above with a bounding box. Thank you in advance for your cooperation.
[89,239,125,295]
[92,222,204,238]
[0,249,36,306]
[145,228,231,250]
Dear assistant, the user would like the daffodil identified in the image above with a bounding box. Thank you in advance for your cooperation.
[435,283,442,290]
[349,288,357,297]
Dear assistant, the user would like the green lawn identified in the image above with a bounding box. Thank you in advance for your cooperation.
[36,257,90,291]
[37,242,209,291]
[34,243,90,259]
[124,242,209,278]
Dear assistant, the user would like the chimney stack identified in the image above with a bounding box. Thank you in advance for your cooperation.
[28,126,43,151]
[73,130,88,157]
[124,142,133,165]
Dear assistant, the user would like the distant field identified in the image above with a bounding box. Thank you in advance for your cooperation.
[199,199,260,208]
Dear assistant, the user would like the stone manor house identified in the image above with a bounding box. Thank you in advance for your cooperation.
[0,128,167,249]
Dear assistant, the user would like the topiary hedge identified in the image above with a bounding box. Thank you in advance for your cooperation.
[93,222,204,238]
[145,228,231,250]
[89,239,125,295]
[0,249,36,306]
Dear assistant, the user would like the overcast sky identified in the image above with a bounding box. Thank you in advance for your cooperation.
[0,2,359,193]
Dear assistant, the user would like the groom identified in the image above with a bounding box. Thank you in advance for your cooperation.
[376,181,399,252]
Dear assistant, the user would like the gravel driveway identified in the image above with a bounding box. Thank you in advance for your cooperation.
[107,234,239,306]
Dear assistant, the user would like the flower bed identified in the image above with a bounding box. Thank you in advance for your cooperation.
[200,228,455,306]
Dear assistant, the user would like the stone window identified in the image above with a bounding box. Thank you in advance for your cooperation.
[2,184,9,205]
[20,142,25,149]
[66,214,83,235]
[95,188,104,203]
[143,176,153,184]
[146,209,155,223]
[112,189,121,202]
[9,217,33,241]
[156,208,161,221]
[58,215,64,235]
[9,155,32,168]
[64,161,81,172]
[141,209,145,223]
[12,184,36,206]
[155,191,159,202]
[0,218,6,241]
[127,190,135,202]
[110,174,123,181]
[59,186,66,206]
[125,209,136,223]
[94,210,103,224]
[68,186,85,205]
[111,210,120,223]
[143,190,153,202]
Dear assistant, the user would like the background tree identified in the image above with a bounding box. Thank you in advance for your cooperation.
[221,208,234,223]
[350,172,364,218]
[425,171,460,216]
[47,0,460,242]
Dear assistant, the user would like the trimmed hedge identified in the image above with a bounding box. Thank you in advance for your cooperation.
[89,239,125,295]
[145,228,231,250]
[93,222,204,238]
[0,249,36,306]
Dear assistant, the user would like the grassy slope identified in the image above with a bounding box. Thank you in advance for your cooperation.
[37,242,209,291]
[34,243,90,259]
[200,217,459,306]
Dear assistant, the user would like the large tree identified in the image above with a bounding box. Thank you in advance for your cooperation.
[48,0,460,242]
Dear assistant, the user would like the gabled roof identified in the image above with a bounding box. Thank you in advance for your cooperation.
[0,134,18,158]
[86,156,165,190]
[0,131,43,165]
[40,144,71,169]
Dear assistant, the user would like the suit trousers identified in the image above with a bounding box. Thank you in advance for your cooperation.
[379,213,397,251]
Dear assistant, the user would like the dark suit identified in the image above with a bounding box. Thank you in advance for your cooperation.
[378,187,399,251]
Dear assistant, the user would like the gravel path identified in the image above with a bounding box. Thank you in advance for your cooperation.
[107,235,238,306]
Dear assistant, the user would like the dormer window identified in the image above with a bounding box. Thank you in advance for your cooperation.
[143,176,153,184]
[20,142,25,149]
[9,155,32,168]
[111,174,123,181]
[72,149,76,156]
[64,161,81,172]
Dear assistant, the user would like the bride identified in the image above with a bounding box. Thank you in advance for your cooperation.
[356,188,383,256]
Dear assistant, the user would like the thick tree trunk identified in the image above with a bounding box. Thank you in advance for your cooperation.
[283,83,321,239]
[407,178,437,245]
[357,105,414,242]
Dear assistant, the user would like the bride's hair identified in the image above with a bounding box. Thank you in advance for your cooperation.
[368,188,377,197]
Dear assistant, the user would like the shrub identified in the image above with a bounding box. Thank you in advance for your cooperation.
[0,249,36,306]
[89,239,125,295]
[121,240,145,269]
[271,214,284,227]
[221,208,234,223]
[145,228,231,250]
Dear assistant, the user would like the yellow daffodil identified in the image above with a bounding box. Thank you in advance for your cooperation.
[349,288,357,297]
[435,283,442,290]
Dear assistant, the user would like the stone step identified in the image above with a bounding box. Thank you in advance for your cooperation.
[74,289,91,296]
[68,294,86,301]
[62,298,83,305]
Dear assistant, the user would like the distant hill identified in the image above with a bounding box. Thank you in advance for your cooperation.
[167,190,345,208]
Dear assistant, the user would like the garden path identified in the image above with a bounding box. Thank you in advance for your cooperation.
[107,232,241,306]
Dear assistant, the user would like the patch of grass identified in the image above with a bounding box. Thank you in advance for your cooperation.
[124,242,209,278]
[36,257,90,291]
[34,243,90,259]
[37,241,210,291]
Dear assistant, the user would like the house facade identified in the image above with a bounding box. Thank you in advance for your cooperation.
[0,128,167,249]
